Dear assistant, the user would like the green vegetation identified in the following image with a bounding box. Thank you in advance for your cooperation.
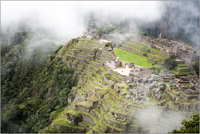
[1,29,77,133]
[53,118,86,129]
[92,125,105,133]
[123,44,146,54]
[77,101,92,109]
[48,125,62,132]
[127,41,149,49]
[169,114,199,133]
[192,61,199,75]
[86,130,93,133]
[65,110,81,118]
[50,107,67,117]
[92,109,101,119]
[112,72,122,79]
[172,70,192,75]
[164,55,178,70]
[108,124,124,131]
[105,74,118,82]
[151,48,160,53]
[113,47,152,68]
[82,112,98,124]
[96,25,117,36]
[88,94,99,102]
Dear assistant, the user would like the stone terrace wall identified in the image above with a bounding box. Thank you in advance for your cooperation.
[160,48,170,58]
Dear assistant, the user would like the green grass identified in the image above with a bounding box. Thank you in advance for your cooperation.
[85,83,94,90]
[53,118,86,129]
[101,54,112,57]
[86,130,93,133]
[110,118,127,125]
[77,43,96,48]
[88,94,99,102]
[101,99,110,110]
[96,89,107,96]
[50,107,66,117]
[105,74,118,82]
[81,38,99,42]
[176,67,189,69]
[95,73,103,79]
[99,67,108,74]
[90,60,102,66]
[77,101,92,109]
[91,77,100,82]
[123,44,146,54]
[92,109,102,119]
[113,48,152,68]
[78,88,86,95]
[103,114,110,121]
[82,112,98,124]
[79,40,99,45]
[172,70,192,75]
[127,41,149,49]
[48,125,62,132]
[84,69,94,75]
[178,63,187,66]
[154,54,167,59]
[112,72,122,79]
[108,124,124,131]
[92,125,104,133]
[79,122,93,128]
[83,86,91,93]
[101,81,109,85]
[151,48,160,53]
[66,110,81,118]
[105,94,117,108]
[130,124,138,127]
[88,80,103,88]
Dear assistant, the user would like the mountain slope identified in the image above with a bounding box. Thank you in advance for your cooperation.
[1,30,76,133]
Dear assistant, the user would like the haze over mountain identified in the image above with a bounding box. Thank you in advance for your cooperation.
[1,1,199,133]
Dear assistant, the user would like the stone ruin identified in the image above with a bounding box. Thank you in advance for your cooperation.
[103,34,199,66]
[106,57,126,69]
[82,29,100,40]
[40,33,199,134]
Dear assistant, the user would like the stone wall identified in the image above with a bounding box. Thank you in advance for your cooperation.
[151,49,159,54]
[52,124,86,133]
[167,101,199,114]
[160,48,170,58]
[153,56,166,62]
[176,68,190,72]
[147,58,158,64]
[121,46,146,56]
[76,44,96,50]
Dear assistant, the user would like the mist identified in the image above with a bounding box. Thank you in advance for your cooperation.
[1,1,165,41]
[2,1,199,45]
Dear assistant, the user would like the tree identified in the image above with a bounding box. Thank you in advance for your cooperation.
[169,114,199,133]
[192,62,199,75]
[164,55,178,70]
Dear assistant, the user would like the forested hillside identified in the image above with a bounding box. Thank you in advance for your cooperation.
[1,28,77,132]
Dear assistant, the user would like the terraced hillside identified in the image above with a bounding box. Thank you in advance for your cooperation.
[39,37,198,133]
[117,41,192,75]
[39,38,139,133]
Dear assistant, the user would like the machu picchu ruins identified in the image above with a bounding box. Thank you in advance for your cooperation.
[39,30,199,133]
[2,1,200,133]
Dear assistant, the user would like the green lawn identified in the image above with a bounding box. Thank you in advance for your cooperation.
[113,48,152,68]
[127,41,149,49]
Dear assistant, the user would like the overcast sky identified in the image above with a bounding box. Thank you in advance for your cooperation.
[1,1,165,40]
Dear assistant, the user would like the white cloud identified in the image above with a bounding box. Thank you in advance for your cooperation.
[1,1,165,40]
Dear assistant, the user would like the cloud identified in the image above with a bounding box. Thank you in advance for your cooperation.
[1,1,165,41]
[1,1,199,45]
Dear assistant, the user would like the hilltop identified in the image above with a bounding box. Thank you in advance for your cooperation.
[39,31,199,133]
